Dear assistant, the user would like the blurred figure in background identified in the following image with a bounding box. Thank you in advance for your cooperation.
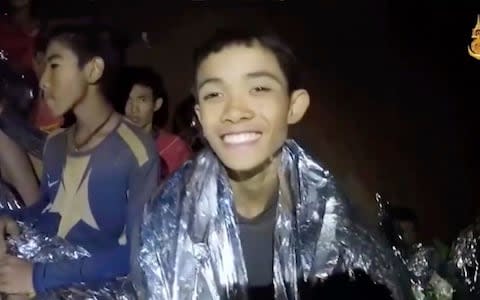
[0,0,41,207]
[0,0,62,131]
[123,66,192,180]
[0,0,39,73]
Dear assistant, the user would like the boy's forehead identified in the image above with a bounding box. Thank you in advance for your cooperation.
[46,40,75,60]
[130,84,154,96]
[196,43,286,86]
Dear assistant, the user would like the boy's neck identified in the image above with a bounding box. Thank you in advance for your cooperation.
[73,91,113,132]
[143,122,153,134]
[229,155,281,219]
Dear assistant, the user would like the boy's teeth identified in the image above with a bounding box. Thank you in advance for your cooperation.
[223,132,261,144]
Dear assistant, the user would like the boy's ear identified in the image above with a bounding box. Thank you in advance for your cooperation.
[84,56,105,84]
[194,103,202,125]
[154,98,163,112]
[287,89,310,124]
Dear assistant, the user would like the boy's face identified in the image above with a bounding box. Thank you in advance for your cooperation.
[195,42,309,172]
[125,84,161,130]
[40,40,101,117]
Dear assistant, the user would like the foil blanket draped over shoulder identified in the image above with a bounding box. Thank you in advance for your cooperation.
[134,139,414,300]
[376,193,453,299]
[451,217,480,297]
[0,186,136,299]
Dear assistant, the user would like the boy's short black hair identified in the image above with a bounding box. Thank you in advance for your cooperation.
[126,66,169,129]
[45,22,127,100]
[193,27,302,94]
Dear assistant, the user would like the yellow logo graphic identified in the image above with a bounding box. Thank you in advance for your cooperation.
[468,14,480,60]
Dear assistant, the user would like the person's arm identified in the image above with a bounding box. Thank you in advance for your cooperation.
[0,133,52,221]
[31,152,159,293]
[0,106,47,160]
[0,128,39,206]
[1,160,50,222]
[32,246,129,293]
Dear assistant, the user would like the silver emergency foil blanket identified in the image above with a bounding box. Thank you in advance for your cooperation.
[376,191,453,300]
[134,139,414,300]
[407,244,436,296]
[451,218,480,296]
[1,190,136,299]
[376,193,430,298]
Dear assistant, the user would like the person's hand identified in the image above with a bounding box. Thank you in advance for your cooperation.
[0,216,20,254]
[0,255,34,295]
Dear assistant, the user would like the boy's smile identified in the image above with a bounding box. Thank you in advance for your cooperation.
[221,131,262,145]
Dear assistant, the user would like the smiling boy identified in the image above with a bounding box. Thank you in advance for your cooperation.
[133,28,412,300]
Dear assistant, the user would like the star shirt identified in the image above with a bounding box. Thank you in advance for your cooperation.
[6,119,159,293]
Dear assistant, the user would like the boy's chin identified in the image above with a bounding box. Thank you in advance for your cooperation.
[223,156,278,180]
[46,99,71,118]
[126,118,148,129]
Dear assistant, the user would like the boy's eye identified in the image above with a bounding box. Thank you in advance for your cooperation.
[203,92,221,101]
[251,86,271,94]
[50,63,59,69]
